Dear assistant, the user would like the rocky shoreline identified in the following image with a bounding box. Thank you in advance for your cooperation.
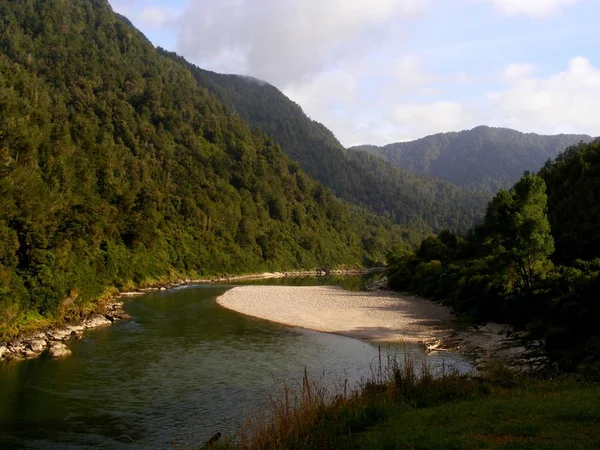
[366,276,550,374]
[426,323,549,374]
[0,301,129,362]
[0,268,377,363]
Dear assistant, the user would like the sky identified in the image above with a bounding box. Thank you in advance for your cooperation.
[110,0,598,146]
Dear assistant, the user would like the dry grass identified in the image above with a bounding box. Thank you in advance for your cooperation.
[217,349,485,450]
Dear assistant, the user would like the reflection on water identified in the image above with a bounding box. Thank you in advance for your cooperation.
[0,279,472,449]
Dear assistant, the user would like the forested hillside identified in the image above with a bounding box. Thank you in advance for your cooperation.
[387,139,600,372]
[160,56,489,234]
[0,0,409,339]
[352,126,592,193]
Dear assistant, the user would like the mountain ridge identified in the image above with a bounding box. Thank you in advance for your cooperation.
[160,51,489,234]
[350,126,593,192]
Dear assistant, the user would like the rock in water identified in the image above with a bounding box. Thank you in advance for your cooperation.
[83,315,112,329]
[49,343,72,359]
[28,339,47,353]
[23,348,37,359]
[0,345,8,360]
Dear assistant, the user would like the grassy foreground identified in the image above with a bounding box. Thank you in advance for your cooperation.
[209,357,600,450]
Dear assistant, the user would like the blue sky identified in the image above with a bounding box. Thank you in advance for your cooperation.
[111,0,598,146]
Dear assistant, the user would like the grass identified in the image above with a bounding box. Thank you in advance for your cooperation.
[209,352,600,450]
[355,379,600,450]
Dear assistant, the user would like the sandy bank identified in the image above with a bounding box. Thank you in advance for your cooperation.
[216,286,455,343]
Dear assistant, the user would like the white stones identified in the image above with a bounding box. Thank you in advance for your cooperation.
[83,315,111,329]
[48,342,72,359]
[28,339,47,353]
[47,328,72,342]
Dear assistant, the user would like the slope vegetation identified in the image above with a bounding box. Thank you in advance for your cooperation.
[388,139,600,371]
[0,0,404,338]
[161,55,489,234]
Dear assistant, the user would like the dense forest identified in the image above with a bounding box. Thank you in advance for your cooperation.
[352,126,592,193]
[0,0,412,340]
[159,56,489,234]
[387,139,600,372]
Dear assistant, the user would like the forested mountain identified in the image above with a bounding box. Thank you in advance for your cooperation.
[387,139,600,371]
[352,126,593,193]
[159,54,489,234]
[0,0,409,339]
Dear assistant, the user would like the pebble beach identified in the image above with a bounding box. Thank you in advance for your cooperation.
[217,285,455,344]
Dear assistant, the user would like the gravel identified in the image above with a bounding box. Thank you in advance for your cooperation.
[217,286,455,343]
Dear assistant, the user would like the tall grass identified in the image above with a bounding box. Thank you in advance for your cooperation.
[219,349,488,450]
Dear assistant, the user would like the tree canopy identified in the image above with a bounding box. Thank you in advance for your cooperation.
[387,140,600,372]
[0,0,409,339]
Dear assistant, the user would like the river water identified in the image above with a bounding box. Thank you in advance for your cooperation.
[0,278,472,449]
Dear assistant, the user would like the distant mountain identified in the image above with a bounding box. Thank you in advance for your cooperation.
[351,127,593,192]
[160,52,489,234]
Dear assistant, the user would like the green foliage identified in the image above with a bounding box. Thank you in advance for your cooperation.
[540,139,600,264]
[0,0,409,340]
[160,51,488,235]
[387,142,600,371]
[483,174,554,290]
[352,126,593,193]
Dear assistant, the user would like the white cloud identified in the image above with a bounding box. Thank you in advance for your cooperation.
[139,6,170,28]
[503,63,535,79]
[175,0,428,86]
[389,101,476,140]
[283,54,467,145]
[110,1,180,30]
[109,0,596,146]
[284,70,359,112]
[395,56,438,86]
[489,0,579,17]
[488,57,600,134]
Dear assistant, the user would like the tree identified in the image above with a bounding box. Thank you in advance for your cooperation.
[484,174,554,290]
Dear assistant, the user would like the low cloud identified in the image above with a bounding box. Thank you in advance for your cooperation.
[175,0,426,86]
[489,57,600,134]
[108,0,595,146]
[503,63,536,79]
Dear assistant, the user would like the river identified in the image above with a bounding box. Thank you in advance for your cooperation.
[0,278,473,449]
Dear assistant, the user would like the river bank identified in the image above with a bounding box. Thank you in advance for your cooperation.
[0,269,378,362]
[217,285,455,344]
[217,285,549,373]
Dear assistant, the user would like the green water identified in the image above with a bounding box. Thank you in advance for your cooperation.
[0,279,472,449]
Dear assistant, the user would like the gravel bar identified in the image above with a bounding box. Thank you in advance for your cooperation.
[217,286,455,343]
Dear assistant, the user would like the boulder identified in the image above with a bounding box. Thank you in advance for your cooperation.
[67,324,85,333]
[8,343,25,355]
[83,315,111,329]
[28,339,47,353]
[0,345,8,360]
[23,348,38,359]
[48,342,72,359]
[47,328,72,341]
